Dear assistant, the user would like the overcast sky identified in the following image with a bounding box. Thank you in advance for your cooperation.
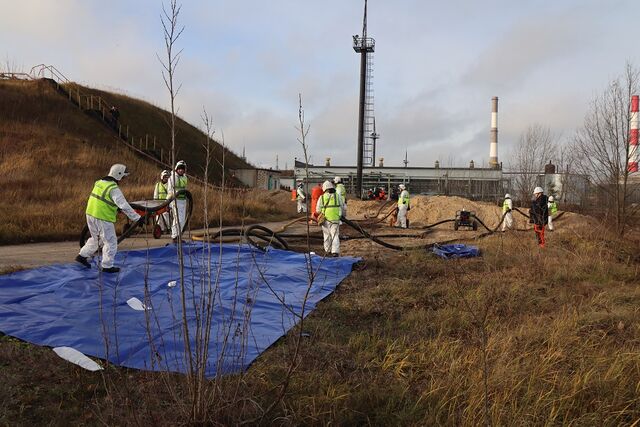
[2,0,639,169]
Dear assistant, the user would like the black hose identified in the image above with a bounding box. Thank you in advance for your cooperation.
[244,224,290,251]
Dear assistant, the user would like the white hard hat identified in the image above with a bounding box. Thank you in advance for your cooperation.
[108,164,129,181]
[175,160,187,170]
[398,184,406,190]
[504,193,511,199]
[322,180,334,191]
[334,176,342,183]
[533,186,544,194]
[548,196,554,202]
[161,170,170,179]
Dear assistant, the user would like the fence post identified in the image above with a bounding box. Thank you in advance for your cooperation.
[146,134,148,150]
[153,136,156,150]
[161,148,163,162]
[118,124,122,138]
[77,90,81,108]
[126,126,129,139]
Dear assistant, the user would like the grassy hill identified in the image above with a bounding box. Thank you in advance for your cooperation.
[0,78,292,243]
[64,83,252,181]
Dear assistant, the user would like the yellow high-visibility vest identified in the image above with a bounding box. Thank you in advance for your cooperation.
[155,181,167,199]
[320,192,341,222]
[86,180,119,222]
[174,175,188,199]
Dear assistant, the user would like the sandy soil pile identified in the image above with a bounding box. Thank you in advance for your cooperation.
[348,196,529,229]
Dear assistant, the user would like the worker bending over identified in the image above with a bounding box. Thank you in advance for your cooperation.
[529,186,549,248]
[154,170,171,232]
[167,160,188,242]
[501,193,513,232]
[316,180,345,257]
[547,196,558,231]
[396,184,410,228]
[296,181,307,213]
[76,164,142,273]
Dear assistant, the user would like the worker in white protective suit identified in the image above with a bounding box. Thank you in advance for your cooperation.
[547,195,558,231]
[501,193,513,232]
[76,164,142,273]
[296,181,307,213]
[395,184,410,228]
[316,180,345,257]
[167,160,188,242]
[154,170,171,232]
[334,176,347,204]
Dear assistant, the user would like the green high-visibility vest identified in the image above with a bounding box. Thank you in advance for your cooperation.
[174,175,188,199]
[549,201,558,215]
[336,183,346,202]
[155,181,167,199]
[86,179,119,223]
[398,191,410,208]
[320,192,341,222]
[503,199,511,213]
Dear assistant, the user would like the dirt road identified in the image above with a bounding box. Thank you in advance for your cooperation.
[0,219,309,270]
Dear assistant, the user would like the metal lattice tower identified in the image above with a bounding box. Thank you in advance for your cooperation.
[353,0,376,197]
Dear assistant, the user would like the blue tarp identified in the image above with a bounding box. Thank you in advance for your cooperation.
[0,243,359,377]
[432,244,480,259]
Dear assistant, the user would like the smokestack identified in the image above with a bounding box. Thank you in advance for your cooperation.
[325,157,331,167]
[378,157,384,167]
[489,96,499,169]
[629,95,639,172]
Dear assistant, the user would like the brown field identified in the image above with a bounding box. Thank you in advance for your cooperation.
[2,197,640,425]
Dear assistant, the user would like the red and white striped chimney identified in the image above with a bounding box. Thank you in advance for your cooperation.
[489,97,499,169]
[629,95,639,173]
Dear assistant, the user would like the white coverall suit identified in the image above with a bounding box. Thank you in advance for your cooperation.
[79,186,140,269]
[167,171,187,239]
[396,190,410,229]
[316,191,345,255]
[296,186,307,213]
[502,198,513,231]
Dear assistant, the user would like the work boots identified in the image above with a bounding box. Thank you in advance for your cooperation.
[101,266,120,274]
[75,255,91,268]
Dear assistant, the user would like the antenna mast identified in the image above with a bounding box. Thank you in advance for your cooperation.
[353,0,376,198]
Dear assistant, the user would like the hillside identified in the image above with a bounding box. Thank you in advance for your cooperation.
[64,83,252,181]
[0,78,293,243]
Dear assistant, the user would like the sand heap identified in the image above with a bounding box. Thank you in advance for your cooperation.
[348,195,530,229]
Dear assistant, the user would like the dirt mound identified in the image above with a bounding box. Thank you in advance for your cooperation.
[348,196,521,228]
[347,195,597,232]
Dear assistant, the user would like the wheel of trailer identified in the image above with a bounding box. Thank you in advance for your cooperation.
[472,221,478,231]
[153,224,163,239]
[454,220,459,231]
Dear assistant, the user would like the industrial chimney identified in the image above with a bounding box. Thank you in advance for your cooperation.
[378,157,384,167]
[629,95,639,172]
[489,97,499,169]
[325,157,331,167]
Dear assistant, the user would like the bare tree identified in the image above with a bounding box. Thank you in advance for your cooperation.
[572,62,640,234]
[509,123,557,204]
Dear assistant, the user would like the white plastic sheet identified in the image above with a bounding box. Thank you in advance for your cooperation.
[126,297,150,311]
[53,346,103,371]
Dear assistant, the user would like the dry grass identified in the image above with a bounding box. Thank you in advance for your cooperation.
[0,79,294,244]
[3,219,638,425]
